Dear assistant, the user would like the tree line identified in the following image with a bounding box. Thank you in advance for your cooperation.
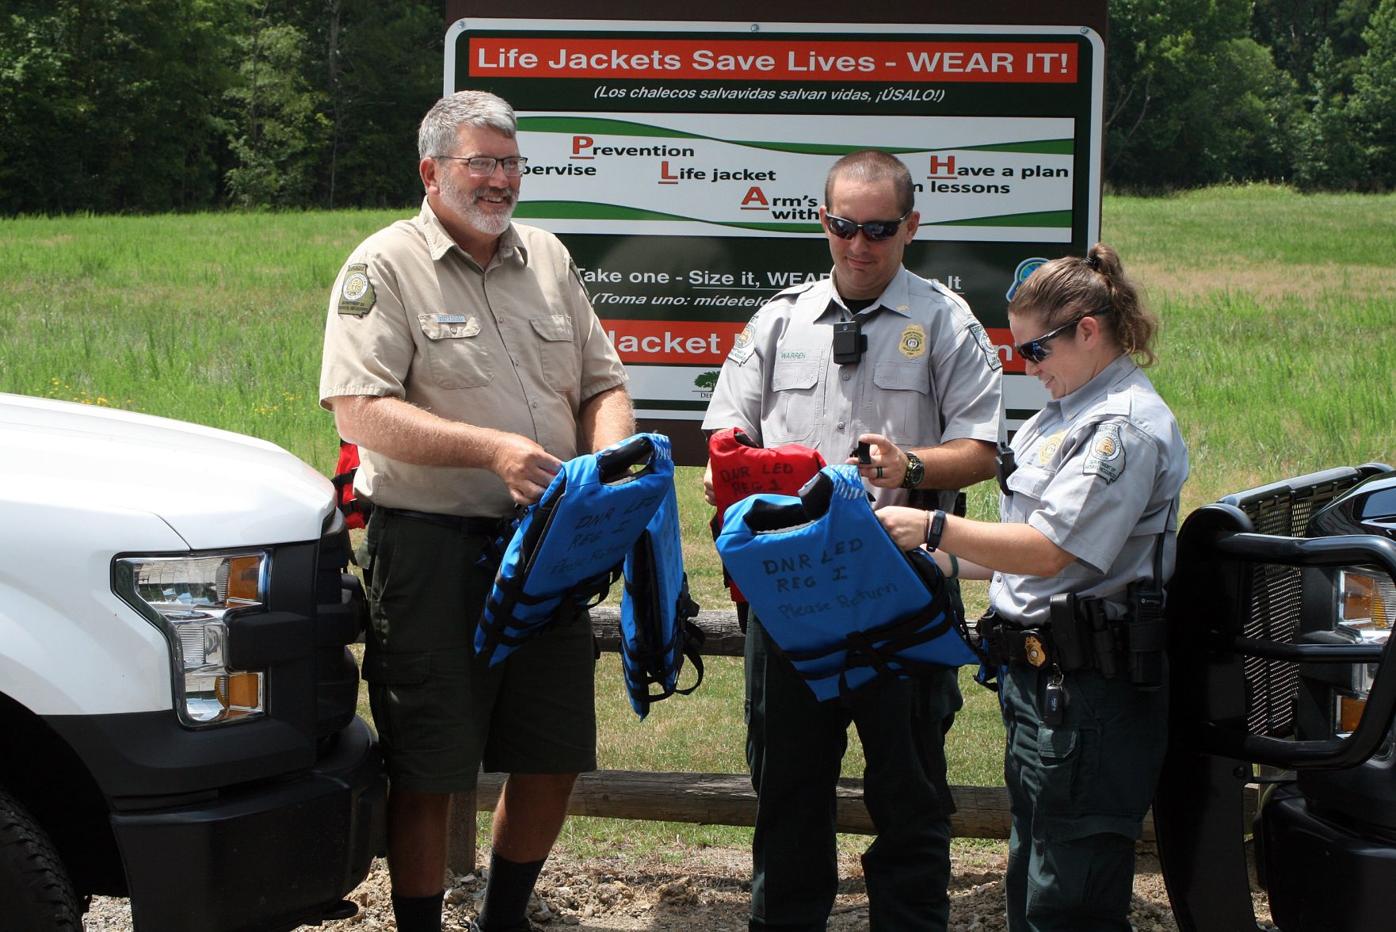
[2,0,1393,216]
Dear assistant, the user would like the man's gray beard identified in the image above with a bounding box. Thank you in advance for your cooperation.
[441,175,515,236]
[464,197,514,236]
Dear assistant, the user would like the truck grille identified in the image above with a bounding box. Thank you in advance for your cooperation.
[1231,472,1367,738]
[314,516,365,739]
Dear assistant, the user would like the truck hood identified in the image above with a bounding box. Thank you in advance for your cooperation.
[0,393,334,550]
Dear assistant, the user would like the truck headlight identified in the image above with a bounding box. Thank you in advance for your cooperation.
[1334,569,1393,734]
[113,552,268,726]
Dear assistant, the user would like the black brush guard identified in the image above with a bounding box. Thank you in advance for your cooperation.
[1155,464,1396,932]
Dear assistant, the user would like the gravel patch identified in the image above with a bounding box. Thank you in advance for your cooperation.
[82,841,1274,931]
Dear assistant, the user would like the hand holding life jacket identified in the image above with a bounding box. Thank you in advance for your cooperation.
[620,467,704,719]
[706,428,825,610]
[475,433,674,667]
[715,464,980,701]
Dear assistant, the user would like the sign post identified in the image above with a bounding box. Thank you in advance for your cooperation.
[445,12,1105,461]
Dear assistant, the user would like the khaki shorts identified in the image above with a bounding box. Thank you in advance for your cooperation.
[359,508,597,794]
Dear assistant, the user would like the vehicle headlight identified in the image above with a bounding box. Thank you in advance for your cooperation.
[1333,569,1393,735]
[113,552,268,726]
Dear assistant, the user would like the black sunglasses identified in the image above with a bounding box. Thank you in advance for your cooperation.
[823,210,910,242]
[1015,310,1109,363]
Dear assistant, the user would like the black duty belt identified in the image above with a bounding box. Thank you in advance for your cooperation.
[977,595,1166,689]
[977,615,1055,668]
[379,506,508,536]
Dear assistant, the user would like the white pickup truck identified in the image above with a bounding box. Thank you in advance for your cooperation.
[0,393,385,931]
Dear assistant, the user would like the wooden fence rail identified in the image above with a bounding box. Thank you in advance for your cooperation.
[448,606,1175,874]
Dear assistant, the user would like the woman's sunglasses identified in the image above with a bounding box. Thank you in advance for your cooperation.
[1015,310,1110,363]
[823,210,911,242]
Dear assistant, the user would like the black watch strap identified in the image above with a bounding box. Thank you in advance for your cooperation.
[901,450,924,489]
[925,509,947,551]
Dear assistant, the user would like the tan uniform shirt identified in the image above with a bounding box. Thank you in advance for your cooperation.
[702,267,1004,509]
[319,199,626,518]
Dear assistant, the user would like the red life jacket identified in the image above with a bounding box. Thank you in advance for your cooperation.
[707,427,825,607]
[331,439,372,530]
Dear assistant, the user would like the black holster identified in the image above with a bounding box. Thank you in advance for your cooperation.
[1126,583,1167,691]
[1049,591,1165,689]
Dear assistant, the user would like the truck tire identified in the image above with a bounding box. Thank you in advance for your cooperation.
[0,788,81,932]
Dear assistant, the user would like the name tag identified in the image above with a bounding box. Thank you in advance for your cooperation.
[436,313,468,324]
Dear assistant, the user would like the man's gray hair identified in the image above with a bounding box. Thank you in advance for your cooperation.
[418,91,517,159]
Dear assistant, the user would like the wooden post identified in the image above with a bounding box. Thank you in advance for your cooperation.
[447,790,478,877]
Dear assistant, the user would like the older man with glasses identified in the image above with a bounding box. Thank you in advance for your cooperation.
[701,150,1003,930]
[320,90,633,932]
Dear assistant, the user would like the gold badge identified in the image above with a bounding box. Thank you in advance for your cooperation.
[1023,633,1048,668]
[899,324,928,358]
[1037,431,1065,465]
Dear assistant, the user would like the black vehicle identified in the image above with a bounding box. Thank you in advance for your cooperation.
[1156,463,1396,931]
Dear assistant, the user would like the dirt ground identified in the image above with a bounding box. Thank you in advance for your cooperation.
[86,840,1274,931]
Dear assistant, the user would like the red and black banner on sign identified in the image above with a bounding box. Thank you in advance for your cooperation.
[469,38,1079,82]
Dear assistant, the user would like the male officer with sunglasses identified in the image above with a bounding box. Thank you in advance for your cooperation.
[702,150,1002,931]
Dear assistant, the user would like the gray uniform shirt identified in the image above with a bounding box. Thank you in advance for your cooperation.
[702,267,1003,508]
[990,354,1189,626]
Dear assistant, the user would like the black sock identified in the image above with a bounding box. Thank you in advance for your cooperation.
[391,891,444,932]
[478,852,546,931]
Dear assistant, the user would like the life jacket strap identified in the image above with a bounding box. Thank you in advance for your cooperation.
[620,571,705,704]
[479,563,620,654]
[762,550,969,704]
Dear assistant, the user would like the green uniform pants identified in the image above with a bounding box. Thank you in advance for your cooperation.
[745,617,960,931]
[1000,663,1168,932]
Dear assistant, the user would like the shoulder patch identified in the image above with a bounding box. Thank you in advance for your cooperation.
[967,321,1003,371]
[337,263,375,317]
[1082,422,1126,483]
[727,311,760,365]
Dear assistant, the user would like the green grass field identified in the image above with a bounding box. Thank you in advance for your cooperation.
[3,184,1394,856]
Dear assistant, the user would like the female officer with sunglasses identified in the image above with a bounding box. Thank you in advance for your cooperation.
[878,243,1188,932]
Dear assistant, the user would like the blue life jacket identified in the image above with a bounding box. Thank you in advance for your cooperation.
[475,433,673,667]
[716,464,980,701]
[620,477,704,719]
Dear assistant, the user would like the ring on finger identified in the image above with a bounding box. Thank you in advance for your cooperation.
[875,466,884,479]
